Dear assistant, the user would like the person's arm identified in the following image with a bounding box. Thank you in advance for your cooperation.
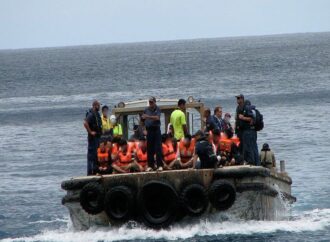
[181,112,188,135]
[238,114,253,122]
[142,107,161,120]
[191,154,198,169]
[84,119,96,136]
[142,113,160,120]
[111,163,127,173]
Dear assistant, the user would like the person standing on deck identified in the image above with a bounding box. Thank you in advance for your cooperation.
[235,94,245,155]
[170,99,188,141]
[142,97,163,171]
[213,106,225,132]
[84,100,102,175]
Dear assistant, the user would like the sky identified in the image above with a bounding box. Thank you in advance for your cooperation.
[1,0,330,49]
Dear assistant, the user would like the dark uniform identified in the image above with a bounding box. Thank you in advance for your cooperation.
[237,104,259,166]
[195,136,218,169]
[85,109,102,175]
[144,105,163,168]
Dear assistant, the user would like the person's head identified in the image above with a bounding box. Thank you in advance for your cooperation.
[118,139,128,152]
[183,134,192,147]
[92,100,101,112]
[236,94,244,106]
[178,99,186,111]
[110,115,117,125]
[148,96,157,109]
[204,108,211,118]
[112,136,121,144]
[161,133,169,144]
[139,137,147,150]
[102,105,109,117]
[224,113,231,122]
[244,100,251,107]
[194,130,205,141]
[212,129,221,143]
[262,143,270,151]
[214,106,223,118]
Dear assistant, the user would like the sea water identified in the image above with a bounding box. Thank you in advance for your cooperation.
[0,32,329,241]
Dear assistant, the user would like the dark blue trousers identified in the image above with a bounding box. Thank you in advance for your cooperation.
[87,136,99,175]
[146,127,163,168]
[242,129,259,166]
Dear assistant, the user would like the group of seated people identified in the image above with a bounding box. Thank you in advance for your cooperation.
[96,129,243,175]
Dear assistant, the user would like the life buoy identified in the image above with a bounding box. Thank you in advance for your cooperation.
[162,143,177,164]
[80,182,105,215]
[138,180,178,229]
[180,184,208,216]
[208,180,236,211]
[104,185,135,222]
[179,138,195,163]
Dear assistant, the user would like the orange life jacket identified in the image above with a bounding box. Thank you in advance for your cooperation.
[179,138,195,163]
[162,142,177,164]
[136,147,148,167]
[220,136,240,152]
[117,144,134,166]
[97,148,109,163]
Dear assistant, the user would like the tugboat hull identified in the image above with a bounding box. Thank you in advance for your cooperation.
[61,166,295,230]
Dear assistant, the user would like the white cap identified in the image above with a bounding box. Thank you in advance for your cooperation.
[110,115,117,124]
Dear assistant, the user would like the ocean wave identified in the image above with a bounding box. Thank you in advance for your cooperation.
[2,208,330,242]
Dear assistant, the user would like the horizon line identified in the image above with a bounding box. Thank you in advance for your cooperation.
[1,30,329,52]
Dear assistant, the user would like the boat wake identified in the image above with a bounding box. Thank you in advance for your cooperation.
[2,208,330,242]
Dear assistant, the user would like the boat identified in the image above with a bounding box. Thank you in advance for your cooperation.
[61,97,296,230]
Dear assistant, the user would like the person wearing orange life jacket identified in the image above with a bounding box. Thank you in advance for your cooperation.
[133,137,148,172]
[178,134,196,168]
[109,136,121,162]
[97,141,111,174]
[111,139,134,173]
[161,134,179,170]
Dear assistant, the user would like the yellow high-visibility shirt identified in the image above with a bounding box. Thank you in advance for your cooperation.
[170,109,186,140]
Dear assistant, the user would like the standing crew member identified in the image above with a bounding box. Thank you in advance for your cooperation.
[84,100,102,175]
[142,97,163,171]
[213,106,224,132]
[170,99,188,140]
[235,94,245,154]
[101,105,112,141]
[110,115,123,138]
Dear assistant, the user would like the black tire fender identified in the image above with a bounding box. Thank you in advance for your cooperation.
[138,180,178,229]
[208,180,236,211]
[180,184,208,216]
[80,182,105,215]
[104,185,135,222]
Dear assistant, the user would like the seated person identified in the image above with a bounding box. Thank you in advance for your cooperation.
[133,137,148,172]
[259,143,276,169]
[111,139,134,173]
[178,134,196,168]
[161,134,179,170]
[192,130,218,169]
[110,136,121,162]
[97,141,112,174]
[110,115,123,138]
[211,129,221,156]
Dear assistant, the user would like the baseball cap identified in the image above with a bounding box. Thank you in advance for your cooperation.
[235,94,244,99]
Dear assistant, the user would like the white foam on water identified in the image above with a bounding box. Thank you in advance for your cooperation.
[2,208,330,242]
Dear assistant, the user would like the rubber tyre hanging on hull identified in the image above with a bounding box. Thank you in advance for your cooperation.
[80,182,105,215]
[138,180,178,229]
[180,184,208,216]
[104,185,135,222]
[208,180,236,211]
